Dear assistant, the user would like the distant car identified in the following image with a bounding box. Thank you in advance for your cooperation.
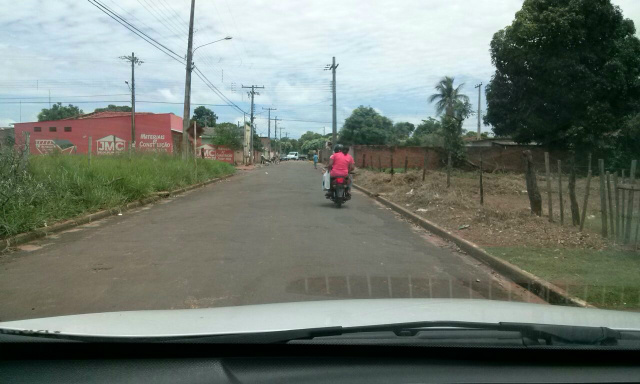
[280,155,288,161]
[286,152,299,160]
[298,154,308,161]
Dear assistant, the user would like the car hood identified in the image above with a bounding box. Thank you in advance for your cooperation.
[1,299,639,338]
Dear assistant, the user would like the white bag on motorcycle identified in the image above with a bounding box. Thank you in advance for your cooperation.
[322,170,330,190]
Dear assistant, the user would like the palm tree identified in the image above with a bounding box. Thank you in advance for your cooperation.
[428,76,470,118]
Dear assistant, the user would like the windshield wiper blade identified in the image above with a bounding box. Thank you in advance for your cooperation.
[0,321,628,346]
[293,321,626,346]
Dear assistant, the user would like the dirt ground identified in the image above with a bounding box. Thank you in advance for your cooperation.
[354,169,612,250]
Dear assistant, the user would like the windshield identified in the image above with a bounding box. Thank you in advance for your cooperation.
[1,0,640,339]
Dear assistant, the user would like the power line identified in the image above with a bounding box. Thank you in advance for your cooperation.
[86,0,185,65]
[193,66,247,114]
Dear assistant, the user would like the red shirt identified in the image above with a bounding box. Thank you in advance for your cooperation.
[330,152,353,177]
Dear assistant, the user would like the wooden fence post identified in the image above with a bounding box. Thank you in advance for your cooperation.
[362,153,366,168]
[447,152,452,188]
[598,159,608,238]
[558,160,564,225]
[480,152,484,206]
[422,150,428,182]
[569,157,580,226]
[579,153,592,231]
[390,155,394,177]
[614,171,620,242]
[88,136,92,166]
[523,150,542,216]
[404,155,408,173]
[624,160,637,244]
[370,154,373,170]
[545,152,553,222]
[606,171,614,238]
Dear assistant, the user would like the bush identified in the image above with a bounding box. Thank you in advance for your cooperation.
[0,152,235,238]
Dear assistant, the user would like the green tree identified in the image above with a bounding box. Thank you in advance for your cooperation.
[428,78,473,158]
[428,77,470,118]
[301,138,326,154]
[94,104,131,113]
[191,106,218,128]
[484,0,640,151]
[280,140,293,154]
[211,122,243,150]
[338,106,393,145]
[387,122,415,145]
[253,133,264,151]
[37,103,83,121]
[405,118,444,147]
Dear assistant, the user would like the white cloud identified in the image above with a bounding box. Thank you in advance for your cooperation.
[1,0,639,138]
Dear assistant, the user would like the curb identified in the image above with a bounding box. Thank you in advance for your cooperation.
[352,183,593,308]
[0,173,235,253]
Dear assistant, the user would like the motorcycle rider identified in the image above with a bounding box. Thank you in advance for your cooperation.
[340,145,355,196]
[326,144,351,198]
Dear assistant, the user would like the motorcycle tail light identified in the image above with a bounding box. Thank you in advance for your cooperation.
[336,178,345,183]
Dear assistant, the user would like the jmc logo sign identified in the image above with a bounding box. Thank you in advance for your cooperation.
[96,135,127,155]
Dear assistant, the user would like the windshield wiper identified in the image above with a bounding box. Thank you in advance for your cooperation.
[0,321,635,346]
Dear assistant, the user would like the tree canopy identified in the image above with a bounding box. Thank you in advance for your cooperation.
[387,122,415,145]
[338,106,393,145]
[94,105,131,113]
[37,103,83,121]
[191,106,217,128]
[211,122,243,150]
[484,0,640,151]
[301,138,325,154]
[429,76,470,118]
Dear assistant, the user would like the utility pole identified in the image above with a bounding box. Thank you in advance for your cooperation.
[278,125,284,156]
[262,107,277,140]
[181,0,196,160]
[475,82,482,140]
[325,57,339,147]
[263,107,277,156]
[273,115,281,155]
[121,52,143,154]
[242,85,264,164]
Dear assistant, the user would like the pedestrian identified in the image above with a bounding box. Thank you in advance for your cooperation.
[313,152,319,169]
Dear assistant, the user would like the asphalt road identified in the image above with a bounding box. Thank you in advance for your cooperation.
[0,161,538,321]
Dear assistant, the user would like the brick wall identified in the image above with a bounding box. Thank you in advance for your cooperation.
[348,145,569,173]
[352,146,443,169]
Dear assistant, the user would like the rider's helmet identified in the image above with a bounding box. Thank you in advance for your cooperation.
[334,144,343,153]
[341,145,350,154]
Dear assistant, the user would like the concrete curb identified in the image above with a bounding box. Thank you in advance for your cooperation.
[352,183,593,308]
[0,173,235,253]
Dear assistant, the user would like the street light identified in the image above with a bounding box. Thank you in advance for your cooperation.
[182,35,232,159]
[192,36,232,54]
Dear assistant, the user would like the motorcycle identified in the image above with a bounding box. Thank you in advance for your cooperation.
[328,176,351,208]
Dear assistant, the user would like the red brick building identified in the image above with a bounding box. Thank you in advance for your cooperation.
[14,111,183,155]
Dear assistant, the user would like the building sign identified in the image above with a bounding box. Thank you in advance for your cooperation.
[197,144,234,164]
[138,133,171,152]
[96,135,127,155]
[35,139,76,154]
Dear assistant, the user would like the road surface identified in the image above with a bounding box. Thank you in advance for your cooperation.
[0,161,537,321]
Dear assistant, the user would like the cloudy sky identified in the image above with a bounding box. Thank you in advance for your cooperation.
[2,0,640,138]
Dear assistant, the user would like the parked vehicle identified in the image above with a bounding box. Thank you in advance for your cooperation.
[280,155,288,161]
[286,152,299,160]
[299,154,308,161]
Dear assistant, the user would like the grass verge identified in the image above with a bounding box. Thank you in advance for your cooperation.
[486,247,640,310]
[1,152,234,238]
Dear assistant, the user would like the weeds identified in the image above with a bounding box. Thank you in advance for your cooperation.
[0,152,235,238]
